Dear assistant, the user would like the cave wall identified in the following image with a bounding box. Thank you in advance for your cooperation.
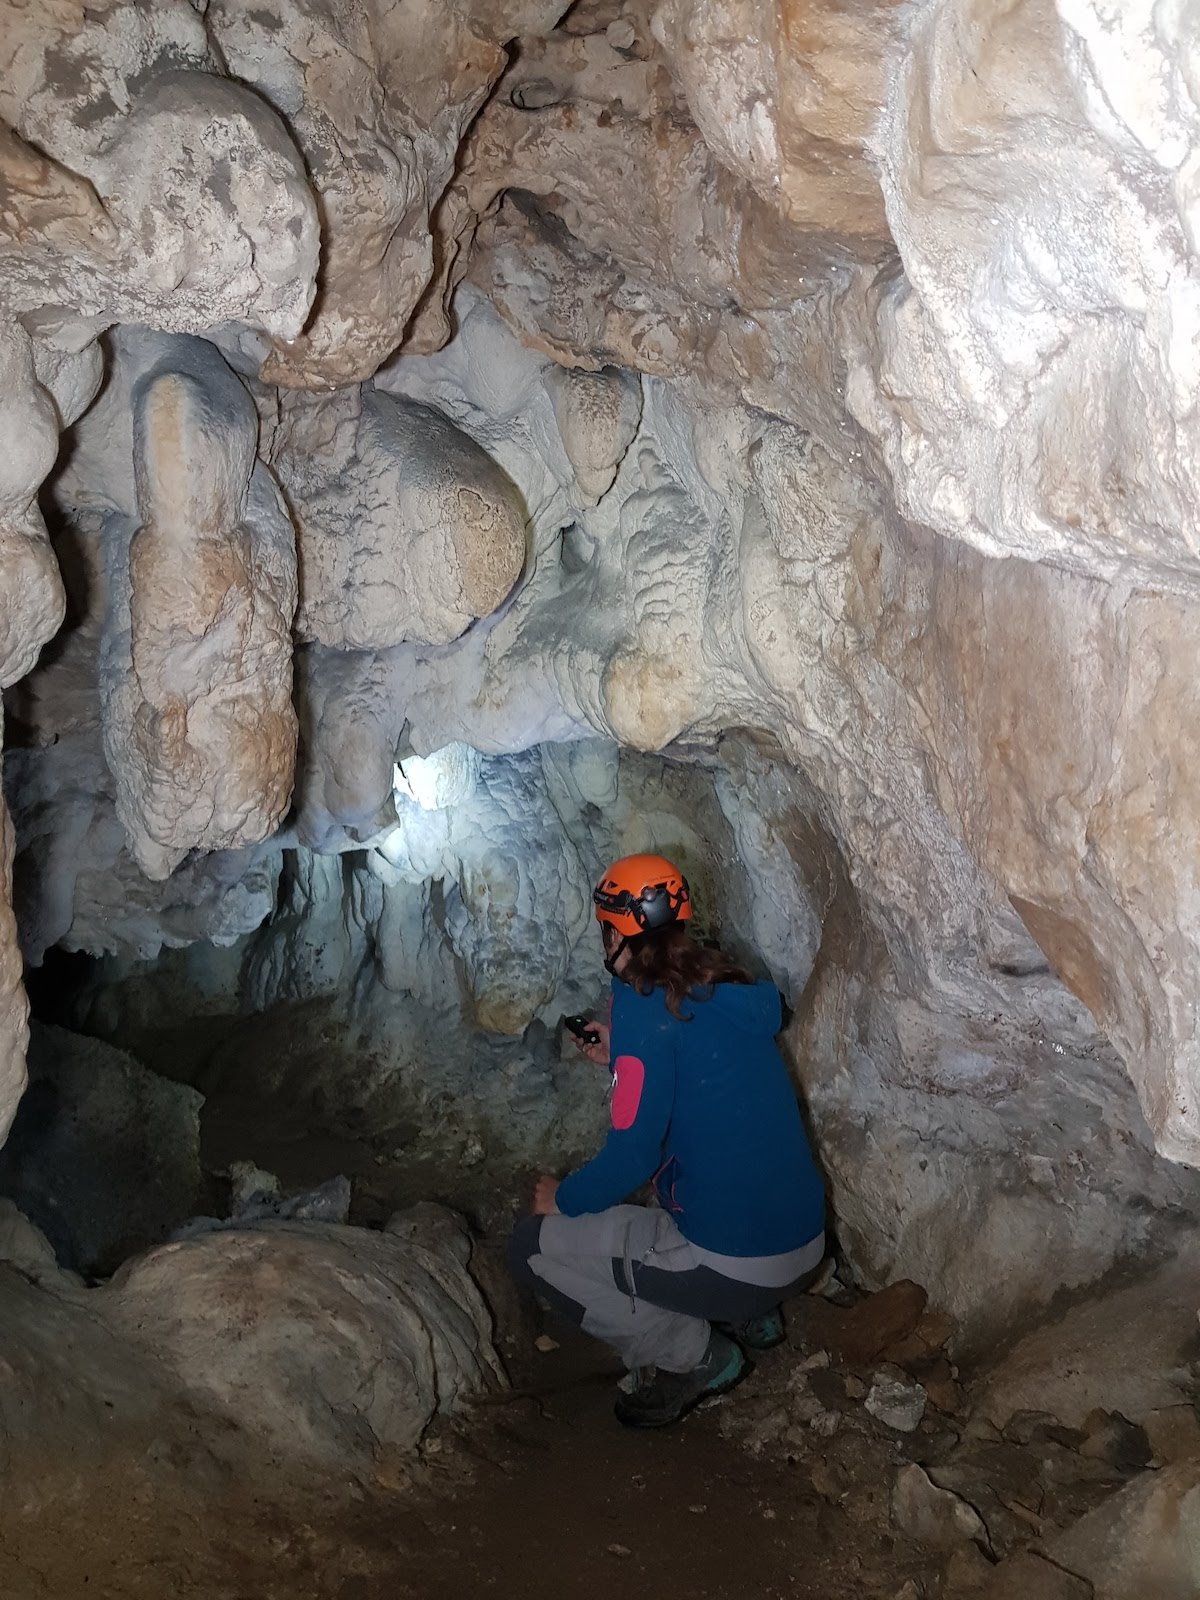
[59,723,1200,1337]
[63,743,784,1208]
[2,0,1200,1335]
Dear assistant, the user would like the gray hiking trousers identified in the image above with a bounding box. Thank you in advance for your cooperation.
[509,1204,824,1373]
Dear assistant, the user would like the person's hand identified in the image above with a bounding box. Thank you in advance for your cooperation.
[574,1021,610,1067]
[532,1176,560,1216]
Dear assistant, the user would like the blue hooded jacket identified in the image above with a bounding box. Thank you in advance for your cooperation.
[555,976,824,1257]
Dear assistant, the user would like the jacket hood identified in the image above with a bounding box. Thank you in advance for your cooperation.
[700,979,781,1034]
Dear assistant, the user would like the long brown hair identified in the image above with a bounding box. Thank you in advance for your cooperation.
[613,923,753,1018]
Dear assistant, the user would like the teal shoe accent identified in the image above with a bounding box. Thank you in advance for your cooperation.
[718,1307,785,1352]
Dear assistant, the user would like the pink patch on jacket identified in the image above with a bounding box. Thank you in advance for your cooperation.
[610,1055,645,1130]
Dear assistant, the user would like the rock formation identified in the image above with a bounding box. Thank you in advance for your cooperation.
[92,328,298,880]
[0,1201,502,1483]
[1,0,1199,1358]
[273,387,527,651]
[108,1207,503,1470]
[0,1022,202,1276]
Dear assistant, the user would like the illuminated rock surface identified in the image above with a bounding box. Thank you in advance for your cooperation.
[2,0,1200,1350]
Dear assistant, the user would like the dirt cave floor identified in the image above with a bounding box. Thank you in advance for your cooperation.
[4,1218,1191,1600]
[0,1317,936,1600]
[0,1068,946,1600]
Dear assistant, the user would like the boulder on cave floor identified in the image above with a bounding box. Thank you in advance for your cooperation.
[1035,1457,1200,1600]
[971,1458,1200,1600]
[106,1206,505,1475]
[801,1278,931,1366]
[0,1023,202,1276]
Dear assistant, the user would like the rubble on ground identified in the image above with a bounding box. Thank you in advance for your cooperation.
[716,1270,1200,1599]
[172,1159,352,1239]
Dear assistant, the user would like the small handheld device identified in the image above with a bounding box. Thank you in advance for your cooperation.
[563,1014,602,1046]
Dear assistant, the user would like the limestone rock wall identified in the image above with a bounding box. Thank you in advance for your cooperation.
[271,297,1200,1329]
[200,0,569,386]
[69,744,761,1209]
[0,321,66,1144]
[0,1023,202,1276]
[0,2,318,338]
[651,0,900,235]
[0,731,26,1150]
[3,0,1200,1343]
[272,388,527,651]
[847,0,1200,591]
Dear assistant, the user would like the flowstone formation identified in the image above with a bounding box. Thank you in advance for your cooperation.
[0,1200,503,1483]
[2,0,1200,1372]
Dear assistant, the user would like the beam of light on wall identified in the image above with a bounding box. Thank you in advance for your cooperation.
[392,742,480,811]
[377,825,408,866]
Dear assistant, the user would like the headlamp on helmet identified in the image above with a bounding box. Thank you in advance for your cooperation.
[593,853,692,938]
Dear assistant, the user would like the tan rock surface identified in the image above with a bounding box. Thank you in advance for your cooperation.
[653,0,900,234]
[93,331,298,880]
[846,0,1200,591]
[108,1213,504,1471]
[0,729,28,1149]
[0,4,318,338]
[272,388,527,651]
[205,0,529,387]
[0,321,66,691]
[904,546,1200,1165]
[1034,1459,1200,1600]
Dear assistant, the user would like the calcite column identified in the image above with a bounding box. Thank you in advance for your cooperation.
[102,339,299,880]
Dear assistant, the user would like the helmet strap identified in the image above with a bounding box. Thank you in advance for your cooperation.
[603,933,631,978]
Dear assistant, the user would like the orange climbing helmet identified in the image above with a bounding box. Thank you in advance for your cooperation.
[593,853,692,937]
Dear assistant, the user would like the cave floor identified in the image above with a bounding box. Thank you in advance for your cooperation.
[0,1331,931,1600]
[396,1333,932,1600]
[0,1068,933,1597]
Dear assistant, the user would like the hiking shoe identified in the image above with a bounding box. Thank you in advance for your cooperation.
[613,1331,749,1429]
[718,1308,785,1352]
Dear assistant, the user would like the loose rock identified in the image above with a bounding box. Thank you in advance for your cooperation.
[810,1408,842,1439]
[1077,1409,1152,1471]
[943,1543,997,1593]
[798,1349,832,1372]
[820,1280,929,1366]
[892,1463,987,1551]
[978,1549,1094,1599]
[1143,1404,1200,1465]
[866,1372,927,1433]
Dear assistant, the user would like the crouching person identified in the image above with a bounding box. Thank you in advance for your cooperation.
[509,853,825,1428]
